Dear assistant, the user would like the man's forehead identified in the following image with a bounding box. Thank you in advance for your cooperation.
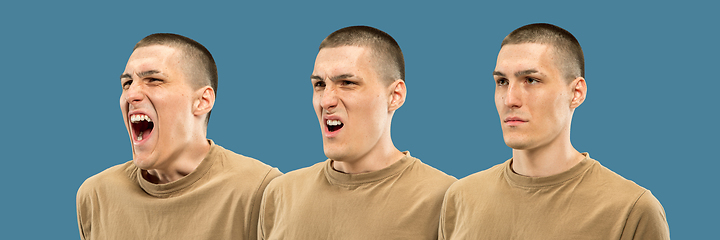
[499,43,552,57]
[133,44,180,55]
[124,45,182,73]
[316,46,368,63]
[123,60,164,78]
[128,45,183,65]
[495,44,566,81]
[497,44,555,66]
[313,46,378,77]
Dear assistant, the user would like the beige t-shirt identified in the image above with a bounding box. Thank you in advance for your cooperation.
[259,152,457,240]
[76,141,282,240]
[439,153,670,240]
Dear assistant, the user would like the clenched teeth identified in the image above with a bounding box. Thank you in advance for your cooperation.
[327,120,342,126]
[130,114,152,123]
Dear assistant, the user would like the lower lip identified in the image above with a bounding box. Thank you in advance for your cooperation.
[324,126,341,138]
[133,131,152,145]
[505,120,526,126]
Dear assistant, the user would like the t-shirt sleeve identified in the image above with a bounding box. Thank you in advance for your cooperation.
[621,190,670,240]
[438,187,455,240]
[257,187,269,240]
[76,183,94,240]
[252,168,282,240]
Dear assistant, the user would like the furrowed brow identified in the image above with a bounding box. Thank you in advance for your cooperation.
[330,74,356,81]
[137,70,161,78]
[120,73,132,80]
[493,71,506,77]
[311,75,323,81]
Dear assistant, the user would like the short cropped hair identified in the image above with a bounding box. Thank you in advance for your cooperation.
[134,33,218,125]
[501,23,584,81]
[319,26,405,85]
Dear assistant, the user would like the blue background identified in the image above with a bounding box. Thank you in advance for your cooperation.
[1,1,716,239]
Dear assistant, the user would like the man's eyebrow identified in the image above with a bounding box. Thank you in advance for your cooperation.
[310,74,358,81]
[120,70,162,80]
[331,74,356,81]
[515,69,543,77]
[493,69,548,78]
[137,70,161,78]
[515,69,546,77]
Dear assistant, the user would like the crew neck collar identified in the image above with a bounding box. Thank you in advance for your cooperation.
[324,151,415,187]
[504,152,594,188]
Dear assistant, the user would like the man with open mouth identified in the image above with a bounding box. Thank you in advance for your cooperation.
[76,33,282,240]
[438,23,670,239]
[257,26,457,239]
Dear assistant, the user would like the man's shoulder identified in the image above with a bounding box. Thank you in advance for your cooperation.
[266,161,325,188]
[589,159,649,195]
[408,157,458,186]
[589,159,669,238]
[77,161,136,198]
[573,159,657,216]
[212,144,280,178]
[447,161,507,193]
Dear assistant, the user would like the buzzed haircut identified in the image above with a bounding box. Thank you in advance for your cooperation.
[319,26,405,85]
[134,33,218,124]
[501,23,584,81]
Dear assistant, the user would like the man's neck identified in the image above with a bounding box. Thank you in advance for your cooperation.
[511,139,584,178]
[144,138,212,184]
[332,138,405,174]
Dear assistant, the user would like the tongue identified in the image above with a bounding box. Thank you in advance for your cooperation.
[137,128,152,141]
[133,121,153,141]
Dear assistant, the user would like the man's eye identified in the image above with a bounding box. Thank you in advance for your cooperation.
[313,81,325,88]
[340,80,355,86]
[526,77,540,84]
[149,78,163,83]
[496,78,508,86]
[122,80,132,89]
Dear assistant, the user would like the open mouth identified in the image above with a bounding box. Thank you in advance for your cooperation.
[130,114,154,141]
[326,119,344,132]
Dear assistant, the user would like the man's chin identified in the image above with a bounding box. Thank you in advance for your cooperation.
[132,156,157,170]
[323,142,343,158]
[323,149,348,162]
[503,138,533,150]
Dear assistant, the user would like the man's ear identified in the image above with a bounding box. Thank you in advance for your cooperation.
[194,86,215,117]
[570,77,586,109]
[388,79,406,112]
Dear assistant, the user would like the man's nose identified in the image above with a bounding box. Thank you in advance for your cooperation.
[320,85,338,111]
[504,82,522,109]
[124,82,145,104]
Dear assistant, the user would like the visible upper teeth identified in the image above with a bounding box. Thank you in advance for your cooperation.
[327,120,342,126]
[130,114,152,123]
